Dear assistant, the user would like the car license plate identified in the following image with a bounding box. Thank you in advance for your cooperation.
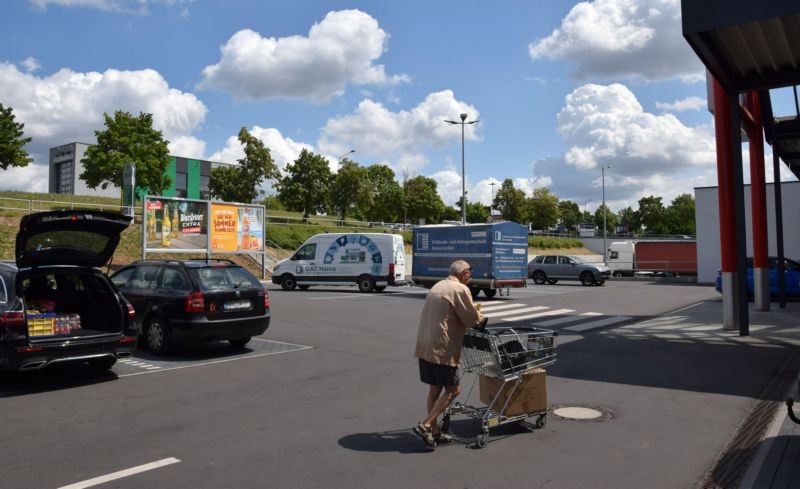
[224,299,251,311]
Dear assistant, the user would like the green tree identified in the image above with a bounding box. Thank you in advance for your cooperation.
[527,187,560,230]
[364,164,402,222]
[404,175,445,224]
[617,206,639,234]
[558,200,581,230]
[637,195,668,235]
[261,194,284,212]
[0,103,32,170]
[331,159,372,221]
[276,149,332,218]
[441,205,460,222]
[665,193,695,235]
[81,111,171,194]
[493,179,527,223]
[466,202,490,223]
[593,203,618,233]
[210,127,280,203]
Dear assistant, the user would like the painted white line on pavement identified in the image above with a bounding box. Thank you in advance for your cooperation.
[58,457,180,489]
[532,311,602,327]
[483,306,548,318]
[476,303,526,312]
[309,294,371,300]
[500,308,574,322]
[565,316,631,332]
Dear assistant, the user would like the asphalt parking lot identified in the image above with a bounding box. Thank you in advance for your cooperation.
[4,279,788,489]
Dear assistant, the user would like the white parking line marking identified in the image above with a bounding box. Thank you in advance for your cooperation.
[565,316,631,332]
[58,457,180,489]
[483,306,548,318]
[532,311,602,327]
[500,308,574,322]
[309,294,370,300]
[118,346,313,378]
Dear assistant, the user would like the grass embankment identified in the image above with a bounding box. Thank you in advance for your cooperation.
[0,191,597,270]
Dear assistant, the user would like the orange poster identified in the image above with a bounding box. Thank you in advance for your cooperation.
[210,204,238,251]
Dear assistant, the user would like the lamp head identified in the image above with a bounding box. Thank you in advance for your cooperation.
[460,113,467,121]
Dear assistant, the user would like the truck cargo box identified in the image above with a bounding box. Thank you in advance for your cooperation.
[412,222,528,298]
[635,241,697,275]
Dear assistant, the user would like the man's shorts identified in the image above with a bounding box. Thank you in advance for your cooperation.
[418,358,459,386]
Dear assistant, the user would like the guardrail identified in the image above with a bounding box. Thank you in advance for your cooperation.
[0,197,142,215]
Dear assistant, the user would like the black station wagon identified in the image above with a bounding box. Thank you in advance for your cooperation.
[0,210,139,371]
[110,259,270,354]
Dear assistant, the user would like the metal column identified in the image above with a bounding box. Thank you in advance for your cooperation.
[747,91,769,311]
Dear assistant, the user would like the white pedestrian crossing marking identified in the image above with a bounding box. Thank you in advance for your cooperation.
[532,311,602,327]
[564,316,631,332]
[477,303,528,312]
[483,306,548,318]
[500,308,574,322]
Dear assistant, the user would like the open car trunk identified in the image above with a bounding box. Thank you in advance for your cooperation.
[20,269,124,343]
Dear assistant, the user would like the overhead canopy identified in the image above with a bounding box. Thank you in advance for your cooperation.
[682,0,800,178]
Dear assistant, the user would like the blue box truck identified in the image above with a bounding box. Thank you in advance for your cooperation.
[411,222,529,298]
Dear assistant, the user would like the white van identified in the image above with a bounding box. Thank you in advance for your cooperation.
[271,233,407,292]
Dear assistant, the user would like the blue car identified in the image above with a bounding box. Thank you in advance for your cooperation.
[715,257,800,297]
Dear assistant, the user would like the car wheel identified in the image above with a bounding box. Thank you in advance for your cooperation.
[358,276,375,293]
[547,279,558,285]
[532,271,547,285]
[280,274,297,291]
[597,280,605,286]
[483,288,497,298]
[580,272,595,286]
[145,317,172,355]
[374,286,386,292]
[229,337,251,349]
[298,285,310,290]
[88,357,117,370]
[612,271,623,278]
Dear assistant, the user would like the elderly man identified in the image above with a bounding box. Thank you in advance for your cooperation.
[412,259,485,448]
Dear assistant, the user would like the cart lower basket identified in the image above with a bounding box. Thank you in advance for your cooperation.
[444,327,558,448]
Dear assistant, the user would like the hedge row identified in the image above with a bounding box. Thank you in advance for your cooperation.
[527,236,583,249]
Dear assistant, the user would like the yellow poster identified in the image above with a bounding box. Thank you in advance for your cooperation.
[210,204,238,251]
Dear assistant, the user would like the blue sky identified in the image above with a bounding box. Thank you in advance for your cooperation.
[2,0,796,213]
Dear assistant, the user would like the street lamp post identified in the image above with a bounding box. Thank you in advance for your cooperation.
[444,113,478,225]
[489,181,496,218]
[602,165,612,262]
[337,149,355,172]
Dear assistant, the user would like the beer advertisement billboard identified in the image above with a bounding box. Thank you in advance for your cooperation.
[144,197,208,252]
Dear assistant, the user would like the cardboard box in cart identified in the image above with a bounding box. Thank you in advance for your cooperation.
[479,368,547,417]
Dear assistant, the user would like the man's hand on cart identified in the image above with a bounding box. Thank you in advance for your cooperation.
[476,317,488,331]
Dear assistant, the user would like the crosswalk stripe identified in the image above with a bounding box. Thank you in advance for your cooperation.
[484,306,548,318]
[565,316,631,332]
[500,308,574,322]
[477,303,527,312]
[532,311,602,327]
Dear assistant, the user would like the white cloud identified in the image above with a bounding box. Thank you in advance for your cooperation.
[198,10,409,103]
[169,136,206,159]
[0,164,50,193]
[20,57,41,73]
[207,126,314,174]
[533,83,718,210]
[655,96,707,112]
[431,167,464,206]
[529,0,703,82]
[0,62,207,170]
[319,90,480,165]
[28,0,194,15]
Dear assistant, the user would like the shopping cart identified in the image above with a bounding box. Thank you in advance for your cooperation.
[442,326,558,448]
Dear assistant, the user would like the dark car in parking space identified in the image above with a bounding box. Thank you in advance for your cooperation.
[0,210,139,372]
[528,254,610,286]
[110,259,270,354]
[715,256,800,297]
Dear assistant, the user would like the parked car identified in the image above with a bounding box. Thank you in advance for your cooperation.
[528,255,610,286]
[0,210,138,371]
[715,257,800,297]
[110,259,270,354]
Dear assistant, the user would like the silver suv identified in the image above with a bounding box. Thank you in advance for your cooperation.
[528,255,610,286]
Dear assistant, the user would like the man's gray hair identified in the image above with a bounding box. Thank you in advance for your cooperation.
[449,260,471,276]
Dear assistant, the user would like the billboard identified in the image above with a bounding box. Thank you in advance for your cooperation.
[143,196,264,256]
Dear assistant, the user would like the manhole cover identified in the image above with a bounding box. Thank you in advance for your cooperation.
[550,404,614,422]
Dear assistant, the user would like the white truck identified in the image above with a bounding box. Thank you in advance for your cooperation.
[271,233,407,292]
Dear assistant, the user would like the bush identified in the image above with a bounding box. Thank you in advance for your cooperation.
[527,236,583,249]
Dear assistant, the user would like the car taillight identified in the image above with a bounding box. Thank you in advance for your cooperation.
[185,291,205,313]
[264,289,270,308]
[389,263,395,285]
[0,311,24,328]
[127,304,135,319]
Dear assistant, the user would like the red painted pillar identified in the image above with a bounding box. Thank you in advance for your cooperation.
[713,77,738,329]
[748,91,769,311]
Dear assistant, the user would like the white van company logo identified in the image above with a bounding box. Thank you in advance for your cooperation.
[296,266,303,274]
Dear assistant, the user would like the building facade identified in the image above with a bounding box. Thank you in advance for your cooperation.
[48,142,231,200]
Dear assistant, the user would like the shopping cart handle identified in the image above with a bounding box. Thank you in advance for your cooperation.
[788,398,800,424]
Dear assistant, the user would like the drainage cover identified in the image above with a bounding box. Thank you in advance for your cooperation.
[550,404,614,422]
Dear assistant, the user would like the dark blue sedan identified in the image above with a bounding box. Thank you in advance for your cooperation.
[715,257,800,297]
